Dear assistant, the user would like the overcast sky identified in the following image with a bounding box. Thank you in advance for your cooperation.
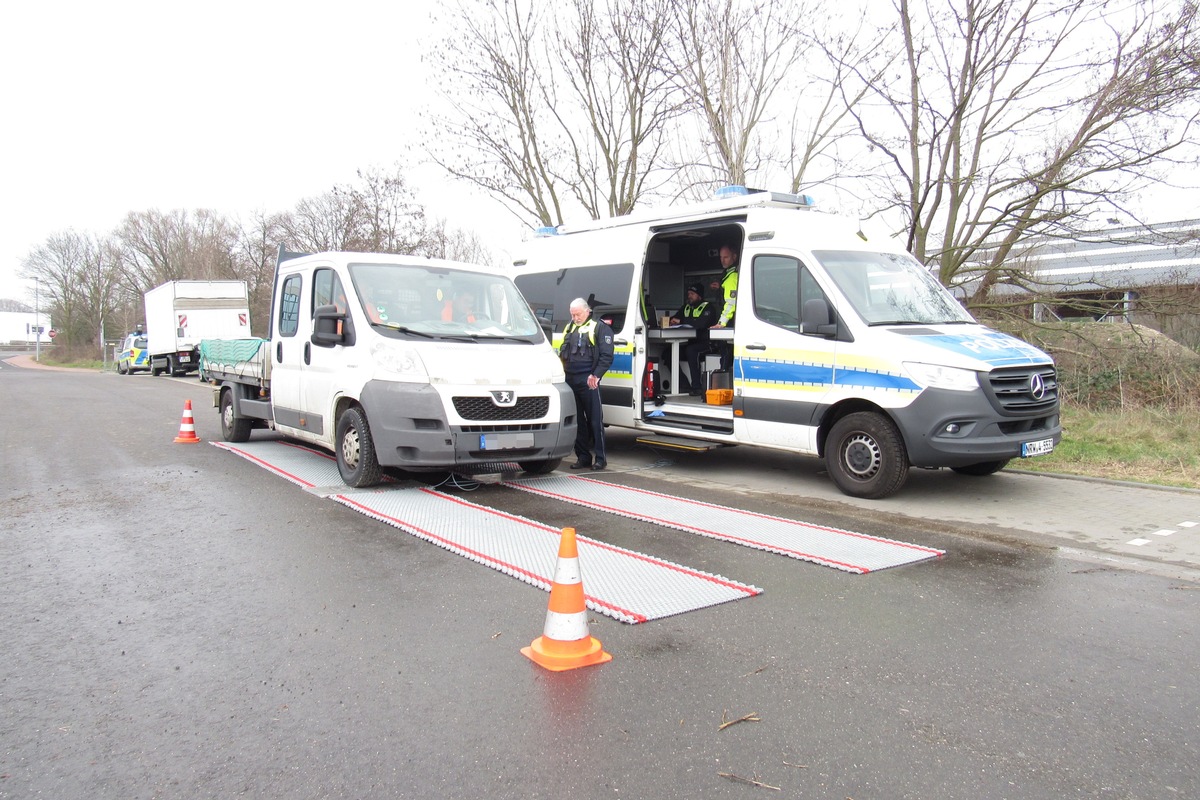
[3,2,1197,308]
[0,0,523,304]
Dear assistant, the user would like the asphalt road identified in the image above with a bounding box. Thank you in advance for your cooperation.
[2,359,1197,799]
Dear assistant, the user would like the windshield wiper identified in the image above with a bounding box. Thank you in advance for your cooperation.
[376,323,435,338]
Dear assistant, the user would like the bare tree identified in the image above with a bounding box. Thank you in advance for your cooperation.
[278,166,429,256]
[234,210,291,337]
[665,0,829,192]
[427,0,682,225]
[341,165,431,253]
[21,230,119,352]
[278,192,363,254]
[422,219,497,265]
[426,0,568,226]
[113,209,240,295]
[847,0,1200,304]
[554,0,683,217]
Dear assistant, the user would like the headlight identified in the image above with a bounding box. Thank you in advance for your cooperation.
[370,340,427,378]
[903,362,978,392]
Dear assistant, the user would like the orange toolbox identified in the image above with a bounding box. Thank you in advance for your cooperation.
[705,389,733,405]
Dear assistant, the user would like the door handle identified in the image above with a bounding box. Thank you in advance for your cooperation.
[746,343,767,351]
[304,342,311,365]
[276,341,283,363]
[614,339,628,347]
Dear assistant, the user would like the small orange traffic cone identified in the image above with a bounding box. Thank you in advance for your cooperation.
[521,527,612,672]
[174,400,201,444]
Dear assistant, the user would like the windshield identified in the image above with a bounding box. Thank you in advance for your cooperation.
[813,250,974,326]
[349,262,545,343]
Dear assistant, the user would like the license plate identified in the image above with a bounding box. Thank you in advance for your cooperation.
[1021,437,1054,457]
[179,354,191,362]
[480,433,535,451]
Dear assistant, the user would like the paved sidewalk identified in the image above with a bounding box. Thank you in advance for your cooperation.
[605,429,1200,580]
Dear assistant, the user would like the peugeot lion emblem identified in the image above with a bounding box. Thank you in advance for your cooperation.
[1029,373,1046,400]
[491,390,517,407]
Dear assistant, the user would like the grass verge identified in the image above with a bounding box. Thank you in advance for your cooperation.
[1015,406,1200,490]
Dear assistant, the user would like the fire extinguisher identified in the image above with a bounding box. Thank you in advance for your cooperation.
[644,360,663,405]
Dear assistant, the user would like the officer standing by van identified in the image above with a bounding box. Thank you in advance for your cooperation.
[710,243,740,370]
[710,244,739,328]
[561,298,614,470]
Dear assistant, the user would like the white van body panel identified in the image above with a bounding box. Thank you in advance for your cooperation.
[512,190,1061,497]
[265,251,576,472]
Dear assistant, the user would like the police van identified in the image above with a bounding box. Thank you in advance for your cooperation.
[511,188,1061,499]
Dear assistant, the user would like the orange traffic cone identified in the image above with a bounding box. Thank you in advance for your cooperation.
[521,527,612,672]
[174,400,201,444]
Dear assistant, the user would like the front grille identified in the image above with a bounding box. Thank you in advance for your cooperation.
[459,423,550,434]
[452,395,550,421]
[984,365,1059,415]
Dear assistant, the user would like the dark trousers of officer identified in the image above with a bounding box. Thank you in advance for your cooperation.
[683,340,713,393]
[566,370,605,465]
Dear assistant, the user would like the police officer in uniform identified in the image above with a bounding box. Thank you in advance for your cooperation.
[668,283,716,394]
[560,297,615,470]
[709,243,740,371]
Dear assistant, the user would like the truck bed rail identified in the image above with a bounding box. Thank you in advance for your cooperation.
[199,338,270,384]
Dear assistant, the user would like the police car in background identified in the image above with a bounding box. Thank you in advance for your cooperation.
[116,332,150,374]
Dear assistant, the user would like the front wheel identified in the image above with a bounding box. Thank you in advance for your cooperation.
[825,411,909,499]
[220,389,253,443]
[951,459,1010,476]
[518,457,562,475]
[336,406,383,488]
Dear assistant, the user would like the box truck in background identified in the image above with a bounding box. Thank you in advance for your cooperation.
[144,280,250,376]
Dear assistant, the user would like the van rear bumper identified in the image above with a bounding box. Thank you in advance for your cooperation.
[891,386,1061,468]
[361,380,577,471]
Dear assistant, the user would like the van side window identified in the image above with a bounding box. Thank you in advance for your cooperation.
[313,268,346,312]
[751,255,827,332]
[514,263,635,334]
[279,274,302,337]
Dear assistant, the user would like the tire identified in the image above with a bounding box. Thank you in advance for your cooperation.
[825,411,909,499]
[220,389,253,443]
[518,457,562,475]
[336,406,383,488]
[151,358,163,377]
[117,360,128,375]
[168,356,182,377]
[951,459,1010,476]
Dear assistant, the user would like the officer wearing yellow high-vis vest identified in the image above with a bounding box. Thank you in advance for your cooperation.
[709,243,740,371]
[560,298,615,470]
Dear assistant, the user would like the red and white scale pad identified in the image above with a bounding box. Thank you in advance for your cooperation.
[213,440,942,623]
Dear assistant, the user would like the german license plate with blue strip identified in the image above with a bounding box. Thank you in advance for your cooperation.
[1021,437,1054,457]
[480,433,535,450]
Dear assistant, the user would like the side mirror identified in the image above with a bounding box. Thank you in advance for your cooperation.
[311,303,354,347]
[801,298,838,338]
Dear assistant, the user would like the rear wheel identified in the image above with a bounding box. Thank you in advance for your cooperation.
[518,457,562,475]
[336,406,383,487]
[220,389,253,443]
[951,459,1010,476]
[825,411,909,499]
[116,360,128,375]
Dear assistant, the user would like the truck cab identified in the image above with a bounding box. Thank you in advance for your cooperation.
[210,249,577,487]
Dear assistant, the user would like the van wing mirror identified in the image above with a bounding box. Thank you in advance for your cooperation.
[311,303,354,347]
[801,298,837,338]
